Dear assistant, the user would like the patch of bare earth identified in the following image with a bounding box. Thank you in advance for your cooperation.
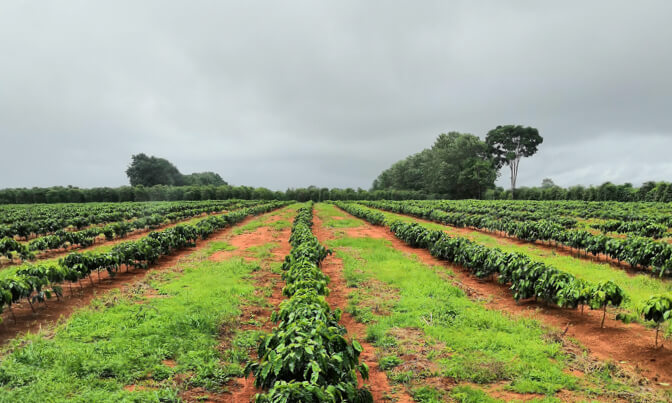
[334,206,672,398]
[181,213,293,403]
[313,214,414,403]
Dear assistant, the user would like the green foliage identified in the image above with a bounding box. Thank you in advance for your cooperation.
[246,203,372,402]
[486,125,543,169]
[336,202,627,327]
[378,355,402,370]
[0,256,259,401]
[411,386,444,402]
[126,153,185,187]
[485,124,543,195]
[328,234,576,395]
[450,385,501,403]
[640,294,672,324]
[361,199,672,278]
[640,294,672,346]
[0,202,287,322]
[182,172,228,186]
[371,132,497,199]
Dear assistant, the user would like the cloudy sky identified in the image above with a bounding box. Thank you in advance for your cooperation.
[1,1,671,190]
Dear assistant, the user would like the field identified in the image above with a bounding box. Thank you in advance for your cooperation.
[0,200,671,402]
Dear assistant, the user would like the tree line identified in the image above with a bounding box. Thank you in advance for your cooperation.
[0,185,426,204]
[491,180,672,202]
[1,181,670,204]
[125,153,228,187]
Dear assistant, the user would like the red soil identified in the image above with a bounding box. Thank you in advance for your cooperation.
[182,213,292,403]
[222,218,292,402]
[313,215,414,403]
[335,207,672,390]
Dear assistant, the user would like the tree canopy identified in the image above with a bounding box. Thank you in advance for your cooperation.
[126,153,184,187]
[182,172,227,186]
[126,154,227,187]
[371,132,497,198]
[485,125,543,197]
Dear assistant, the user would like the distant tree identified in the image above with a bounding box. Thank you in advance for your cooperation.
[541,178,556,188]
[638,181,657,201]
[428,132,497,199]
[486,125,543,198]
[182,172,227,186]
[126,154,184,187]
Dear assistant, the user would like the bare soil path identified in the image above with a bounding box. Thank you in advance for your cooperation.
[313,214,414,403]
[335,206,672,391]
[179,210,294,402]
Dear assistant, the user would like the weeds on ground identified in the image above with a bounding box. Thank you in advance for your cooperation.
[0,247,257,401]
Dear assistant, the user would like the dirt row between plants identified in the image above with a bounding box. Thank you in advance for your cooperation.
[0,211,273,347]
[334,206,672,392]
[175,212,294,402]
[313,215,414,403]
[198,210,410,402]
[0,211,233,268]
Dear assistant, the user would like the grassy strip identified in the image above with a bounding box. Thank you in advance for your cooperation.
[0,240,260,401]
[231,203,299,235]
[317,204,363,228]
[328,235,575,397]
[317,203,667,402]
[368,207,672,321]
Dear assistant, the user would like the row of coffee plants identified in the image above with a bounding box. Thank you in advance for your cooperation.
[426,200,670,237]
[0,202,287,322]
[640,294,672,347]
[0,200,262,263]
[0,199,258,239]
[433,199,672,227]
[408,199,672,238]
[335,202,625,328]
[359,200,672,277]
[245,203,372,402]
[590,219,668,239]
[420,200,578,228]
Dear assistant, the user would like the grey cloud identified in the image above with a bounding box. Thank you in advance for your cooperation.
[1,1,671,190]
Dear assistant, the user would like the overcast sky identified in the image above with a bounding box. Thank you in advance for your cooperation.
[1,1,671,190]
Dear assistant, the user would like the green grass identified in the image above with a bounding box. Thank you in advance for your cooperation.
[232,204,301,235]
[0,242,258,401]
[269,220,291,231]
[246,242,278,259]
[202,241,236,256]
[372,208,672,319]
[329,235,576,396]
[315,203,362,228]
[232,216,272,235]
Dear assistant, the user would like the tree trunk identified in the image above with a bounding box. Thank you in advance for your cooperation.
[601,305,607,328]
[9,306,16,323]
